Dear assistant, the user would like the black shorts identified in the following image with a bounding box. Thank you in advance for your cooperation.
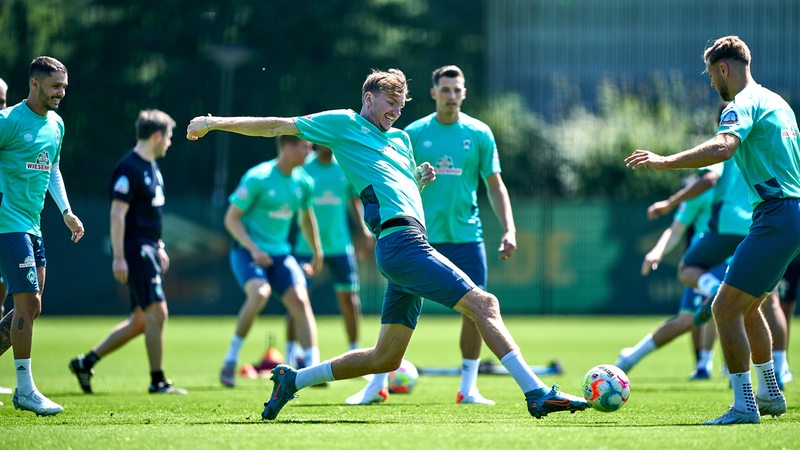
[126,241,165,310]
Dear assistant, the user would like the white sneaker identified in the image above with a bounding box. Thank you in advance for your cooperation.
[345,385,389,405]
[456,390,495,405]
[12,389,63,416]
[703,406,760,425]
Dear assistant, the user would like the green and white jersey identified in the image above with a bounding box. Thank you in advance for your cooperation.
[229,159,314,256]
[294,109,424,236]
[706,159,752,236]
[294,153,357,257]
[0,102,64,236]
[717,83,800,207]
[405,112,501,244]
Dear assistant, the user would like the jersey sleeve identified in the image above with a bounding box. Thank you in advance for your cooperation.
[294,110,351,148]
[717,102,753,142]
[479,126,501,180]
[228,172,259,213]
[111,160,136,204]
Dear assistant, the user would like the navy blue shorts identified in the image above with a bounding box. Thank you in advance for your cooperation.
[725,198,800,297]
[295,253,359,292]
[431,241,487,290]
[376,225,475,329]
[0,233,46,295]
[126,241,165,310]
[681,231,744,269]
[780,255,800,303]
[229,244,306,297]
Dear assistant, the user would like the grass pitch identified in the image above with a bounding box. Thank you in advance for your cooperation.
[1,314,798,449]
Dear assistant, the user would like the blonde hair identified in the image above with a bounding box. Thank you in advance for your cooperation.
[362,68,411,101]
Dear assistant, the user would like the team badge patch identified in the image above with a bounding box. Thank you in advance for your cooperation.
[720,110,739,126]
[113,175,130,194]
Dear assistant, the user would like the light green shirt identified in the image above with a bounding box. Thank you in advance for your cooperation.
[0,102,65,236]
[294,109,424,237]
[405,112,501,243]
[718,83,800,207]
[229,159,314,255]
[294,154,357,257]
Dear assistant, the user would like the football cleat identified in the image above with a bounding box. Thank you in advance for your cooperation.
[689,368,711,380]
[12,389,63,416]
[703,406,760,425]
[220,362,236,388]
[456,390,495,405]
[262,364,298,420]
[756,395,786,418]
[69,355,94,394]
[525,385,589,419]
[149,380,187,394]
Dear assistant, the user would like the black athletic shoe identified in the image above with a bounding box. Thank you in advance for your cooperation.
[69,355,94,394]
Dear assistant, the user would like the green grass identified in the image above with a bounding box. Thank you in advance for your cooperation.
[1,315,798,449]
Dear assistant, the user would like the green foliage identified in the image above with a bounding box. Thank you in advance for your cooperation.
[2,316,798,449]
[542,74,719,199]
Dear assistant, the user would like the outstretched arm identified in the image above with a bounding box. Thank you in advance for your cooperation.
[624,133,739,170]
[186,115,299,141]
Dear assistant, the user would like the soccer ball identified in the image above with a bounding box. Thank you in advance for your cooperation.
[581,364,630,412]
[388,359,419,394]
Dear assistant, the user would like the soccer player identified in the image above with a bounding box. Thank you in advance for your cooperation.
[69,109,186,395]
[625,35,798,425]
[0,56,85,416]
[615,172,722,378]
[345,65,516,406]
[287,143,372,365]
[775,256,798,383]
[186,68,589,420]
[0,76,10,399]
[218,135,323,388]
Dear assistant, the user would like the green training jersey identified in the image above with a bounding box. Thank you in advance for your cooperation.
[294,153,357,257]
[228,159,314,256]
[0,102,64,236]
[405,112,501,244]
[674,180,714,243]
[294,109,424,236]
[706,159,752,236]
[717,83,800,207]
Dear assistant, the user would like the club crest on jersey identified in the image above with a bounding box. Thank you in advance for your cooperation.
[435,155,462,175]
[462,139,471,151]
[19,256,36,269]
[26,151,51,171]
[720,110,739,126]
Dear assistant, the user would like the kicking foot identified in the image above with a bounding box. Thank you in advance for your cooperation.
[525,385,588,419]
[262,364,298,420]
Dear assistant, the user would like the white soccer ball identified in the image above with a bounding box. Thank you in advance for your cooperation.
[388,359,419,394]
[581,364,631,412]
